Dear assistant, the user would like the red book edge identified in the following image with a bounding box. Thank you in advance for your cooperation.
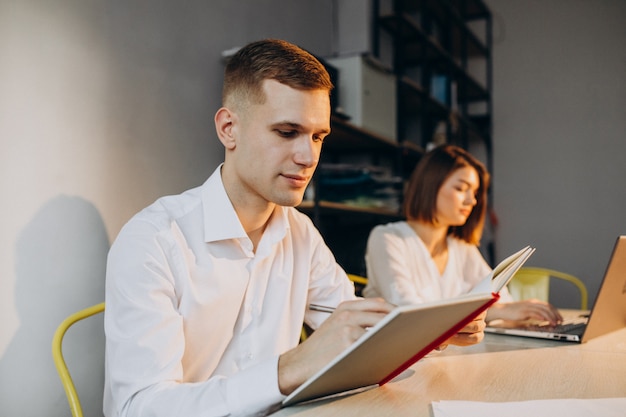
[378,292,501,386]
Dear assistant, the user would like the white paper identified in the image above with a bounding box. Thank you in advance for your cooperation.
[432,398,626,417]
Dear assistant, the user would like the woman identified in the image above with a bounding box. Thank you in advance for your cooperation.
[363,144,562,324]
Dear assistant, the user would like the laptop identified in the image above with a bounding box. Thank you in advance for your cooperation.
[485,235,626,343]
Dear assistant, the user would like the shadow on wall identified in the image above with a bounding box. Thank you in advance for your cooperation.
[0,195,109,417]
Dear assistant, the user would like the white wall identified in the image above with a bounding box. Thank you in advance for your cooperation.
[486,0,626,307]
[0,1,333,415]
[2,1,625,415]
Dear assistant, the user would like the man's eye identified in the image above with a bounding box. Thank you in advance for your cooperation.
[277,130,297,138]
[313,135,325,143]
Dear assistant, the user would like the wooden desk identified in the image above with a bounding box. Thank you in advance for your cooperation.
[272,328,626,417]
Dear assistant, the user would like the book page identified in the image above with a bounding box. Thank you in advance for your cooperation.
[491,246,535,292]
[492,246,531,277]
[470,246,535,295]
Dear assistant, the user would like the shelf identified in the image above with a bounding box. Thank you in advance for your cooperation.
[399,139,425,157]
[412,0,490,56]
[306,0,494,272]
[325,116,398,152]
[392,0,491,25]
[298,200,403,218]
[446,111,492,147]
[398,76,449,121]
[379,9,488,59]
[451,0,491,19]
[379,13,489,103]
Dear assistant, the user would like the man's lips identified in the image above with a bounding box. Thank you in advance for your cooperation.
[282,173,310,187]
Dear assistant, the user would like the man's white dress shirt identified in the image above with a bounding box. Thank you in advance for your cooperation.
[104,165,356,417]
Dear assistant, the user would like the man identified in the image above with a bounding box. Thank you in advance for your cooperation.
[104,39,484,417]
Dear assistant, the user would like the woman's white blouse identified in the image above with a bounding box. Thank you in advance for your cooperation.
[364,221,512,305]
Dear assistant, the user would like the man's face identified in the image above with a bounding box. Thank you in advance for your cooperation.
[230,79,331,208]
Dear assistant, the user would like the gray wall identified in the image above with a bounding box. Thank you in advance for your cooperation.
[486,0,626,308]
[1,1,625,416]
[0,1,333,416]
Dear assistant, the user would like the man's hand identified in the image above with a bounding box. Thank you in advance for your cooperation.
[277,298,394,395]
[440,310,487,348]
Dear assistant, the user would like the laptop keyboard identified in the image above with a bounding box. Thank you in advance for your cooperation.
[527,318,588,334]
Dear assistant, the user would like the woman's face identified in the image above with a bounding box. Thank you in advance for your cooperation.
[434,166,480,227]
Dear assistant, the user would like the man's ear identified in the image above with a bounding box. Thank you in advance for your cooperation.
[215,107,237,150]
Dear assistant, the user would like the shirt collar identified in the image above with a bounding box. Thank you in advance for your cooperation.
[201,164,290,245]
[202,164,247,243]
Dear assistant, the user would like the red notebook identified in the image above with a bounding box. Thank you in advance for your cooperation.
[282,246,534,407]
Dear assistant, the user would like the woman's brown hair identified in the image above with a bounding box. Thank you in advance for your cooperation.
[403,144,490,245]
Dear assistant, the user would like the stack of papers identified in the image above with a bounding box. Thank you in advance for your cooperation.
[432,398,626,417]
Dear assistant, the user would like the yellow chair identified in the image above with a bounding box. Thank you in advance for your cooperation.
[52,302,105,417]
[347,273,368,286]
[348,274,368,298]
[508,267,588,310]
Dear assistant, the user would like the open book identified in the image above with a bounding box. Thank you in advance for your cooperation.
[470,245,535,294]
[282,245,535,407]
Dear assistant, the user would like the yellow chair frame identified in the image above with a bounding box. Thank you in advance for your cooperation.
[347,274,368,286]
[52,302,105,417]
[508,267,588,310]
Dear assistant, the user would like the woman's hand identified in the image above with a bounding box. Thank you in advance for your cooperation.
[487,299,563,325]
[441,310,487,348]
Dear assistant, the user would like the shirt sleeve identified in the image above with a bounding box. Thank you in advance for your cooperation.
[463,244,493,286]
[122,357,284,417]
[104,219,284,417]
[364,225,429,305]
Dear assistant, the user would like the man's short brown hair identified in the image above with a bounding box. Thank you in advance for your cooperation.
[222,39,333,110]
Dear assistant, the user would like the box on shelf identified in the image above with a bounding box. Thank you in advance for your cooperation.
[327,55,397,141]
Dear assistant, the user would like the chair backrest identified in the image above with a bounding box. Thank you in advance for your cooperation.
[508,267,588,310]
[51,302,105,417]
[347,273,368,297]
[347,274,368,286]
